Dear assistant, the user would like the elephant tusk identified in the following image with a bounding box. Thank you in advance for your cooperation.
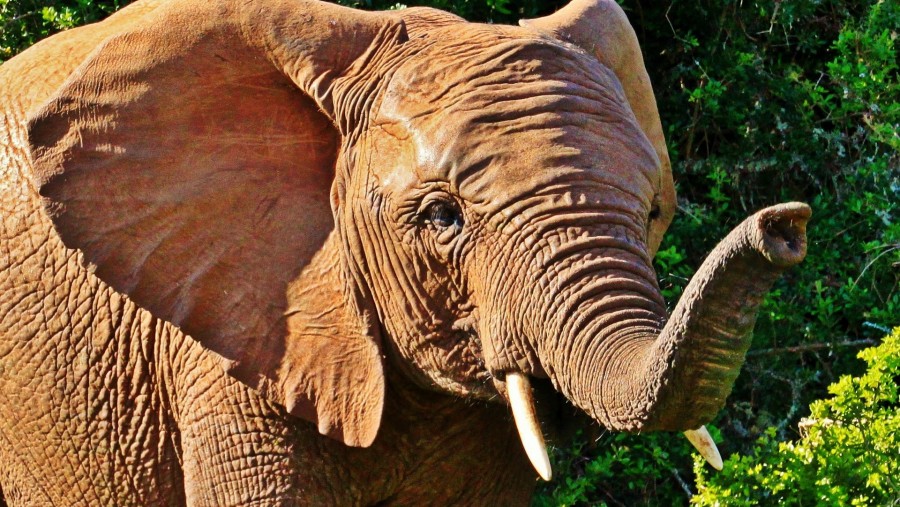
[506,372,552,481]
[684,426,723,470]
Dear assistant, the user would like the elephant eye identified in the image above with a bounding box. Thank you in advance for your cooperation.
[649,204,661,220]
[423,201,463,229]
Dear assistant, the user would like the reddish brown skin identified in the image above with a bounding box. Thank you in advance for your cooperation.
[0,0,808,504]
[0,2,556,504]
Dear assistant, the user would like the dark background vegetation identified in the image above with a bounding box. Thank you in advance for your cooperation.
[2,0,897,504]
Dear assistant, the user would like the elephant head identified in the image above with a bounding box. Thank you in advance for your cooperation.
[27,0,808,479]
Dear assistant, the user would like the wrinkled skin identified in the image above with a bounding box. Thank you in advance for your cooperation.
[0,0,809,504]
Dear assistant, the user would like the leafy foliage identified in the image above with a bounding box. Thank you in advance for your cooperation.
[693,327,900,506]
[1,0,898,505]
[0,0,123,63]
[535,431,699,506]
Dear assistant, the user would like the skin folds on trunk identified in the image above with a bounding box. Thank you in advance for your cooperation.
[548,202,811,432]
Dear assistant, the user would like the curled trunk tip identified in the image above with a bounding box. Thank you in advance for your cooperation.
[753,202,811,268]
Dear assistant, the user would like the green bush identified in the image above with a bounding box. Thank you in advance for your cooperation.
[0,0,124,63]
[693,327,900,506]
[535,431,699,506]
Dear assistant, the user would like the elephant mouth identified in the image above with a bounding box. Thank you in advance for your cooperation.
[531,377,593,442]
[405,320,498,399]
[447,320,495,395]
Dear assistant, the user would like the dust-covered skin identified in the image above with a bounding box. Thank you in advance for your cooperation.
[0,0,808,504]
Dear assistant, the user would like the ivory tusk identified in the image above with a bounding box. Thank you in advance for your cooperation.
[506,372,552,481]
[684,426,723,470]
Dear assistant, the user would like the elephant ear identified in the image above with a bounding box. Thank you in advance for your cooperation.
[28,0,407,447]
[521,0,676,257]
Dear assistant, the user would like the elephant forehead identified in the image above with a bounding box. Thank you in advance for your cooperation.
[373,27,660,208]
[381,25,628,121]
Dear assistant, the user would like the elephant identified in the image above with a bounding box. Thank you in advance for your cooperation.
[0,0,811,503]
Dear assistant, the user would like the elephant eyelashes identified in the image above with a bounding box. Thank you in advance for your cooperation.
[421,200,464,230]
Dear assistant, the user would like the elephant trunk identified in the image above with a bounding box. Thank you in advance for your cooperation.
[539,202,810,433]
